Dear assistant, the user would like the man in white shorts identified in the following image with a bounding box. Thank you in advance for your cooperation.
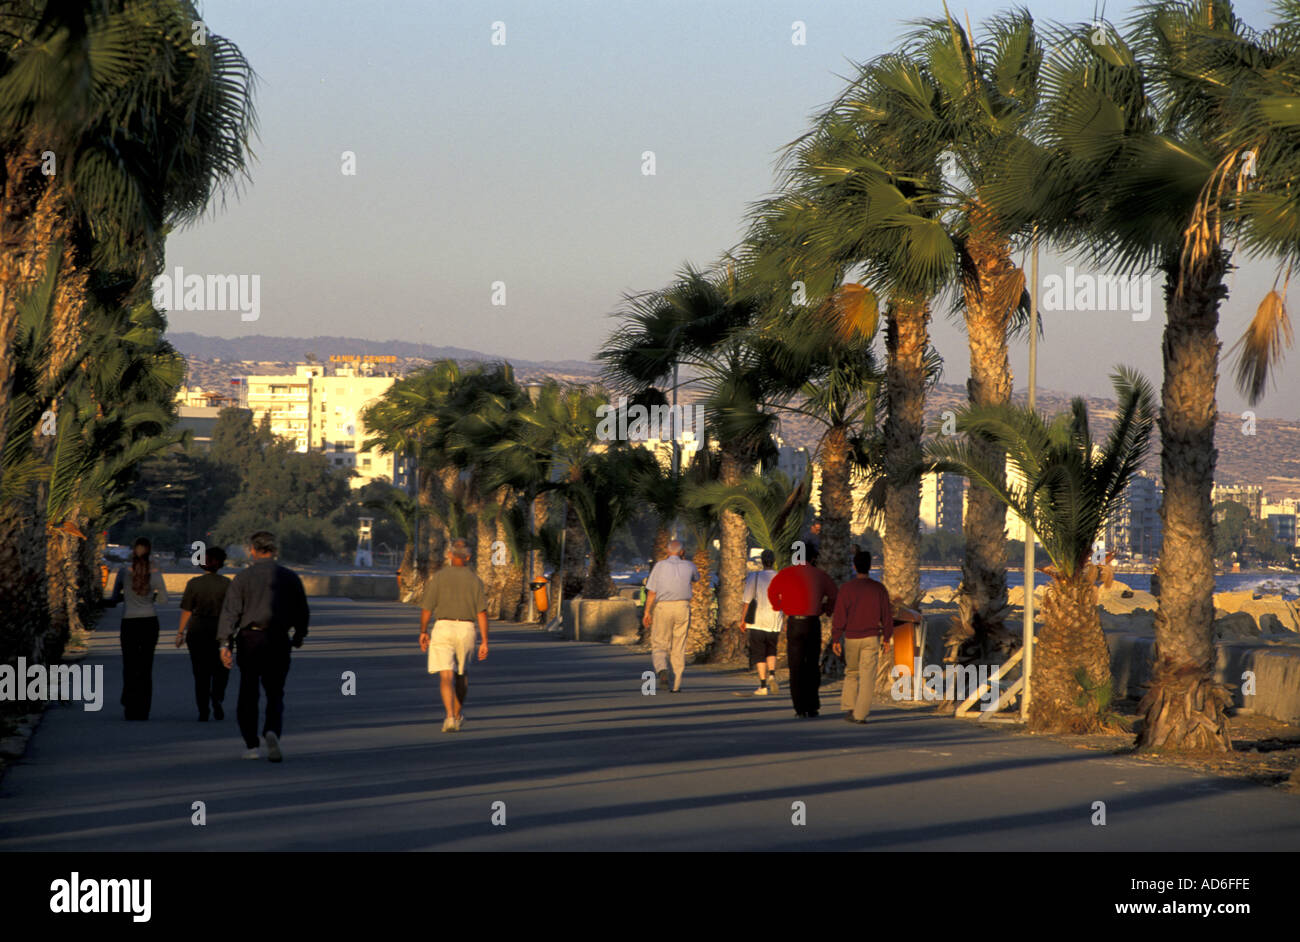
[419,539,490,732]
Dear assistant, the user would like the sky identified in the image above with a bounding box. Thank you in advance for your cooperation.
[168,0,1298,418]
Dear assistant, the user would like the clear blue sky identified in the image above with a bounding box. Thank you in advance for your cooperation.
[170,0,1297,419]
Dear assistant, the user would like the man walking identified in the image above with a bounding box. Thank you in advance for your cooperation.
[642,539,699,693]
[175,546,232,722]
[767,545,837,717]
[419,539,489,732]
[831,550,894,723]
[218,532,309,762]
[742,549,782,695]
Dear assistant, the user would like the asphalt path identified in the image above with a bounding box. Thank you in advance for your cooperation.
[2,598,1298,851]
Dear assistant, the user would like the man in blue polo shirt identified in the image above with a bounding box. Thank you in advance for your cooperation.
[642,539,699,693]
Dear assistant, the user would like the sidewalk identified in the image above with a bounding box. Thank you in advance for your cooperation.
[1,599,1298,851]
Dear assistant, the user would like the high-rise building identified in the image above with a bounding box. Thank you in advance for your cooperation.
[1105,471,1164,559]
[1263,501,1299,547]
[920,472,965,534]
[1211,483,1264,518]
[239,357,412,489]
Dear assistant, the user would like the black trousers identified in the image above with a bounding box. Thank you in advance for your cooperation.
[235,629,291,748]
[120,616,160,720]
[786,616,822,715]
[186,620,230,718]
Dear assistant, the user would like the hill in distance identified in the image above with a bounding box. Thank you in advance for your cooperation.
[171,333,1300,500]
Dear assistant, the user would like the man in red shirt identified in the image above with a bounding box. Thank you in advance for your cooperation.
[832,550,894,723]
[767,544,837,718]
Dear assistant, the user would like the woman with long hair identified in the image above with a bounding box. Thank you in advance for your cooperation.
[109,537,169,720]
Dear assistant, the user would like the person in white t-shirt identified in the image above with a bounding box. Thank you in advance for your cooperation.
[108,537,169,720]
[742,549,783,695]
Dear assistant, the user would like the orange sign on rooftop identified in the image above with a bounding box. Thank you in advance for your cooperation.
[329,354,397,363]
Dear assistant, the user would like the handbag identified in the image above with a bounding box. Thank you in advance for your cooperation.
[743,597,758,625]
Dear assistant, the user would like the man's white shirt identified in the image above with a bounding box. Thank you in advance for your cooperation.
[743,569,783,632]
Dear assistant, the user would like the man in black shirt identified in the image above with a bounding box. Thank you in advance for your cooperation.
[175,546,232,721]
[218,531,310,762]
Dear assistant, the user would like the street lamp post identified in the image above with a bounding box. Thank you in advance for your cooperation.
[524,382,544,623]
[1021,231,1039,724]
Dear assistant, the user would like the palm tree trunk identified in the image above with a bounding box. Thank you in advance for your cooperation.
[398,541,417,601]
[819,424,853,584]
[474,498,498,618]
[0,495,50,666]
[687,542,715,659]
[0,154,70,662]
[0,148,51,497]
[494,500,524,621]
[560,476,588,600]
[652,524,671,563]
[714,447,750,661]
[1137,259,1233,751]
[881,299,930,612]
[959,215,1014,656]
[46,522,85,659]
[1030,570,1113,732]
[528,491,550,621]
[583,554,615,599]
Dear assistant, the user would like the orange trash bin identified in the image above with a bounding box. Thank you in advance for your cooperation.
[891,607,923,694]
[530,578,550,615]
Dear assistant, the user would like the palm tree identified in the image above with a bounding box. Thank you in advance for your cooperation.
[363,484,420,599]
[924,367,1158,733]
[747,48,958,615]
[887,11,1043,646]
[362,360,466,586]
[600,265,778,653]
[754,304,884,583]
[0,0,256,495]
[568,446,658,598]
[513,381,609,601]
[631,453,683,563]
[985,1,1297,749]
[688,469,812,569]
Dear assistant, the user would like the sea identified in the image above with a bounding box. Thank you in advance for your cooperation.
[612,568,1300,600]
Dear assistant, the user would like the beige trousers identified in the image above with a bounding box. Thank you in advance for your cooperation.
[650,600,691,687]
[841,636,882,721]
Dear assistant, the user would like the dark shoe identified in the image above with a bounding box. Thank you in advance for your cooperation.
[213,702,224,721]
[656,670,668,691]
[807,710,819,718]
[198,713,209,722]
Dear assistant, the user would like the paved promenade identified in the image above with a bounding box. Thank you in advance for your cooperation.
[2,598,1298,851]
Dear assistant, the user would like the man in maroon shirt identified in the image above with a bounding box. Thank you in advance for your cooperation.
[832,550,894,723]
[767,544,837,718]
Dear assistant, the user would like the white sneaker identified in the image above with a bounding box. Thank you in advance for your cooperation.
[264,731,283,763]
[442,716,455,733]
[242,748,260,760]
[452,714,463,732]
[753,686,769,696]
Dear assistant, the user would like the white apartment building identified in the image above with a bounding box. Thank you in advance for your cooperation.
[240,358,412,489]
[920,472,965,534]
